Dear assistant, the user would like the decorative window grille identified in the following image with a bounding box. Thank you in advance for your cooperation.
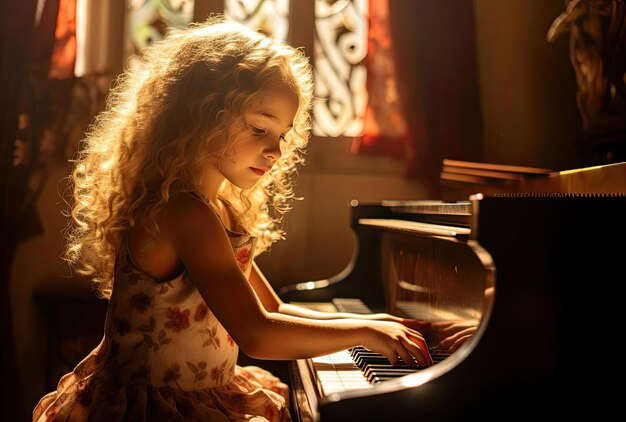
[226,0,368,137]
[126,0,195,64]
[127,0,368,137]
[313,0,368,137]
[224,0,290,41]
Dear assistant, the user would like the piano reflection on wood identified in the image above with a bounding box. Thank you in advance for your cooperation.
[278,162,626,421]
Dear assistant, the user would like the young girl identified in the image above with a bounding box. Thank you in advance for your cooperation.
[33,17,432,421]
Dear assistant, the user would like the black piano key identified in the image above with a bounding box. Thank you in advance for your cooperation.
[358,356,424,369]
[350,345,451,383]
[352,350,381,358]
[430,353,450,363]
[366,369,419,383]
[430,351,447,357]
[363,361,422,372]
[352,350,380,358]
[352,349,401,361]
[352,346,450,363]
[351,348,378,357]
[353,352,386,363]
[363,365,420,379]
[354,349,427,367]
[356,356,391,368]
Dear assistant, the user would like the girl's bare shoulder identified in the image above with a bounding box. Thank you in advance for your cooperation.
[127,195,206,280]
[162,192,242,275]
[161,192,225,239]
[127,193,230,280]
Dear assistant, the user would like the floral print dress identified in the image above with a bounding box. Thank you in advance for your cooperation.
[33,197,291,421]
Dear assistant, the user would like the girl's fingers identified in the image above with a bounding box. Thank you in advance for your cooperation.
[408,332,433,365]
[405,328,427,347]
[438,331,461,349]
[439,327,476,350]
[395,346,416,368]
[384,350,400,366]
[400,338,430,367]
[450,334,472,352]
[402,318,431,331]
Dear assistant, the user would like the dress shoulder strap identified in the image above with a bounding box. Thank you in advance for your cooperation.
[186,191,246,236]
[187,191,223,220]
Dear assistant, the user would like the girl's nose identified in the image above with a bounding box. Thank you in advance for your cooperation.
[263,143,282,162]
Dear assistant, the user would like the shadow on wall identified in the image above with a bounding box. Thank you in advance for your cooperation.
[10,74,112,419]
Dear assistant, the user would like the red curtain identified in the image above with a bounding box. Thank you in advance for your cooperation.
[354,0,483,194]
[352,0,412,160]
[49,0,77,80]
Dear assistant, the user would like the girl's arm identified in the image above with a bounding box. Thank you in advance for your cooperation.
[164,194,433,366]
[249,262,430,331]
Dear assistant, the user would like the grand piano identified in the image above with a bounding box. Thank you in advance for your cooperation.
[278,162,626,420]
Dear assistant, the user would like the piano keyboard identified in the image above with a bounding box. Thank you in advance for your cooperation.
[294,298,451,396]
[310,349,373,394]
[310,347,451,395]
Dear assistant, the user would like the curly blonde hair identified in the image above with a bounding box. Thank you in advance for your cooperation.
[65,17,314,297]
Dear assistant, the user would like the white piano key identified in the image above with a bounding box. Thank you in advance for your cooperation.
[313,350,374,395]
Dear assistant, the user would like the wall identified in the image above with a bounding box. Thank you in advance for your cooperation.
[10,158,80,419]
[474,0,584,170]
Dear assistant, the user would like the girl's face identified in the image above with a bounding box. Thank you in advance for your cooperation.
[216,85,298,190]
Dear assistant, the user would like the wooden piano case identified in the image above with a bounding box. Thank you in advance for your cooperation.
[281,162,626,420]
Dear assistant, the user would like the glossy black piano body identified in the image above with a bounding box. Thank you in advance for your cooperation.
[280,193,626,420]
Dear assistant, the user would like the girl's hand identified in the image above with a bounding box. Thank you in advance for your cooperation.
[366,313,431,332]
[432,319,479,352]
[436,327,476,352]
[361,321,434,367]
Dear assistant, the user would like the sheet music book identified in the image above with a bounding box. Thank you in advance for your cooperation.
[440,159,554,200]
[441,159,553,183]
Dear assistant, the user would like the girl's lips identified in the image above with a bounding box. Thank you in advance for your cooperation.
[250,167,266,176]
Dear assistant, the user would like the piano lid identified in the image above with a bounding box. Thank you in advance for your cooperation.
[440,160,626,200]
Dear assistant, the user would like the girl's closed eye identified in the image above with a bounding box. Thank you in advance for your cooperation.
[250,125,267,136]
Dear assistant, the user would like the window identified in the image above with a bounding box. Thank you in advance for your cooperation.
[126,0,195,68]
[127,0,369,138]
[309,0,367,137]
